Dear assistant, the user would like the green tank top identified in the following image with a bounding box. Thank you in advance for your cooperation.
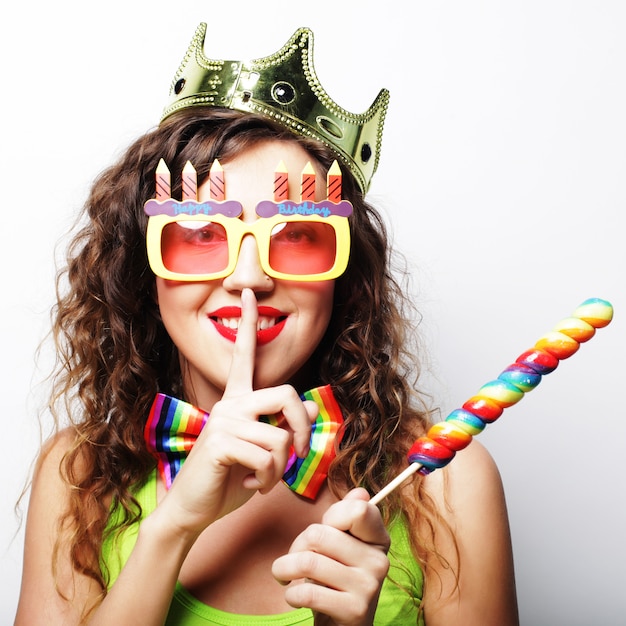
[102,472,424,625]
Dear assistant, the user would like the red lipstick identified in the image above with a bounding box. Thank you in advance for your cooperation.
[208,306,287,345]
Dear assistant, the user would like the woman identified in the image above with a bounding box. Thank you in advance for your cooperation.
[16,27,518,626]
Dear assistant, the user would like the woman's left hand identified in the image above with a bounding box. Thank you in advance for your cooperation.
[272,488,390,626]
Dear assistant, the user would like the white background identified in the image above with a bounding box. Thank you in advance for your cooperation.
[1,2,624,624]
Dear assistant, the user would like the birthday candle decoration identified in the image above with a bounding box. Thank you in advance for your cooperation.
[155,158,171,200]
[274,160,289,202]
[301,162,316,201]
[182,161,197,200]
[327,160,342,202]
[209,159,225,201]
[370,298,614,505]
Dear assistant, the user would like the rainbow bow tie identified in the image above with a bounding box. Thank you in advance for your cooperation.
[144,385,344,500]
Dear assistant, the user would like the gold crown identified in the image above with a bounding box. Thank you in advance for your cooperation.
[161,23,390,193]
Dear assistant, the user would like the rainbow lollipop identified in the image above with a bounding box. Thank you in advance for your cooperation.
[370,298,614,505]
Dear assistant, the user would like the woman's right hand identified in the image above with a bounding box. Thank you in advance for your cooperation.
[154,288,318,537]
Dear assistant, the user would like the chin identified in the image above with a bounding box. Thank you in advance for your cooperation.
[253,356,309,392]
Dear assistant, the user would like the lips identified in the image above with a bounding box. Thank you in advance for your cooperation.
[208,306,287,345]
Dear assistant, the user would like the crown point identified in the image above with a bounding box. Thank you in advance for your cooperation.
[161,25,389,193]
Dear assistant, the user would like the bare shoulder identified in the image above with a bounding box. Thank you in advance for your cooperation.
[416,441,519,626]
[27,428,78,506]
[36,426,76,466]
[15,428,99,625]
[422,439,506,514]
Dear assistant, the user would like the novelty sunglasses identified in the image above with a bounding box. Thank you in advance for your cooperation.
[144,199,352,282]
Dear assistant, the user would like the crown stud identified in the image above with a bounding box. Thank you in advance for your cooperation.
[161,23,390,193]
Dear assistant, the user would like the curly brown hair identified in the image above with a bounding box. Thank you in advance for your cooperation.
[47,107,442,605]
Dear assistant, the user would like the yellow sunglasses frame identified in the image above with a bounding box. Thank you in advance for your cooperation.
[145,211,351,282]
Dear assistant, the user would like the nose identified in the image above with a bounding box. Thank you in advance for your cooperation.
[222,234,274,294]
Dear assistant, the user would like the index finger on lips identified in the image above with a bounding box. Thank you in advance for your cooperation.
[223,288,258,398]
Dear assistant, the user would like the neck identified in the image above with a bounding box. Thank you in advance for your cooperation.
[179,358,223,412]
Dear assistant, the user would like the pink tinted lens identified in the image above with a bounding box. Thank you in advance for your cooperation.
[161,221,229,275]
[269,222,337,275]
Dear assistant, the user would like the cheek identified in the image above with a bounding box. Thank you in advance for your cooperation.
[300,282,336,335]
[155,278,213,327]
[318,284,335,325]
[155,279,181,325]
